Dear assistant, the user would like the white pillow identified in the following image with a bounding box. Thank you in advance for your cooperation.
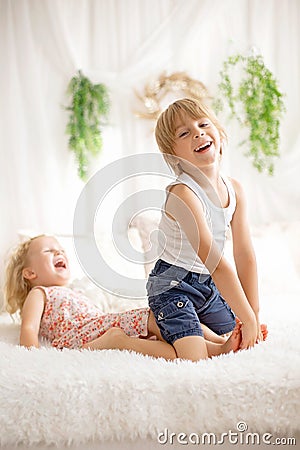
[130,211,161,278]
[70,277,147,313]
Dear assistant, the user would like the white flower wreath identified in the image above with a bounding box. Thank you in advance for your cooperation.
[135,72,209,120]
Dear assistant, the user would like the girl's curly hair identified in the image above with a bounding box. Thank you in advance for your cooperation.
[4,236,44,315]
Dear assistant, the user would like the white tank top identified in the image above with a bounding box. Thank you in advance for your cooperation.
[157,172,236,274]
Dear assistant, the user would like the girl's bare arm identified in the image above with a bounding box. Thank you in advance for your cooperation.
[20,288,45,348]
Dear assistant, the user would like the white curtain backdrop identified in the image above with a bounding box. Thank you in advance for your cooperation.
[0,0,299,289]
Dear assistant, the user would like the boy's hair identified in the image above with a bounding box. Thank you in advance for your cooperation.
[155,98,227,173]
[4,236,44,315]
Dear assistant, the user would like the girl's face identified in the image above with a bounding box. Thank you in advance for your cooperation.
[172,113,221,171]
[23,236,70,287]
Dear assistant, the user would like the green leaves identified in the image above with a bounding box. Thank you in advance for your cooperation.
[65,70,110,180]
[215,53,285,175]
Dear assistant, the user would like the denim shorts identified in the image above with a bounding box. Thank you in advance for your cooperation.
[146,259,236,345]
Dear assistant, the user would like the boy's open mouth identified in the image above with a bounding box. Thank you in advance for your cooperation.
[194,141,212,152]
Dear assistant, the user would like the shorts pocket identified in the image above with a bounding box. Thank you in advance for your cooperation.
[153,295,201,341]
[156,297,189,321]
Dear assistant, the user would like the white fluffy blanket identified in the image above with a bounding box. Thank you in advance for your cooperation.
[1,224,300,448]
[0,292,299,448]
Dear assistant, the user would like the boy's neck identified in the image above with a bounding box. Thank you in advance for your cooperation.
[182,163,221,190]
[183,166,226,208]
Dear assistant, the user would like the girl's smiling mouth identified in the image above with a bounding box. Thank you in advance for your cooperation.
[54,258,67,269]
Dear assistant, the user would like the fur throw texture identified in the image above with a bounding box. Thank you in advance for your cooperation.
[0,306,299,448]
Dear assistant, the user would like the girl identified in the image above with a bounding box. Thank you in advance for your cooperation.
[4,234,241,359]
[147,98,267,362]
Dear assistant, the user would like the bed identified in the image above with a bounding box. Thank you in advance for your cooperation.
[0,219,299,449]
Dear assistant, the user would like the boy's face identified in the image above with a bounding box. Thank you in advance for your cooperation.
[172,113,221,171]
[23,236,70,287]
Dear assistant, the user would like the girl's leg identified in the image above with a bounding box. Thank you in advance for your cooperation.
[82,327,177,360]
[83,318,241,362]
[146,310,164,340]
[92,308,150,339]
[205,323,241,356]
[201,323,226,343]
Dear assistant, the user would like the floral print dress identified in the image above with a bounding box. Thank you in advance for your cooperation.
[36,286,149,349]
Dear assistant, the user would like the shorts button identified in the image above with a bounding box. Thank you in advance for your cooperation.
[158,312,164,320]
[177,301,184,308]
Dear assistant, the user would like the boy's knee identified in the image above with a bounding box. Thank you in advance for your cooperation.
[173,335,208,362]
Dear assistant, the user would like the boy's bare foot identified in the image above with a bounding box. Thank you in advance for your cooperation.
[261,323,268,341]
[206,322,242,357]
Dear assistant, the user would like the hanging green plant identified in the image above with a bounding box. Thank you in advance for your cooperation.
[214,53,285,175]
[65,70,110,180]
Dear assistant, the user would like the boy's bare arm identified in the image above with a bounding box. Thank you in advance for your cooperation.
[166,184,257,349]
[230,177,260,314]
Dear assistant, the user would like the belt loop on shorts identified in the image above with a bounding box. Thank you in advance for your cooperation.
[198,273,210,283]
